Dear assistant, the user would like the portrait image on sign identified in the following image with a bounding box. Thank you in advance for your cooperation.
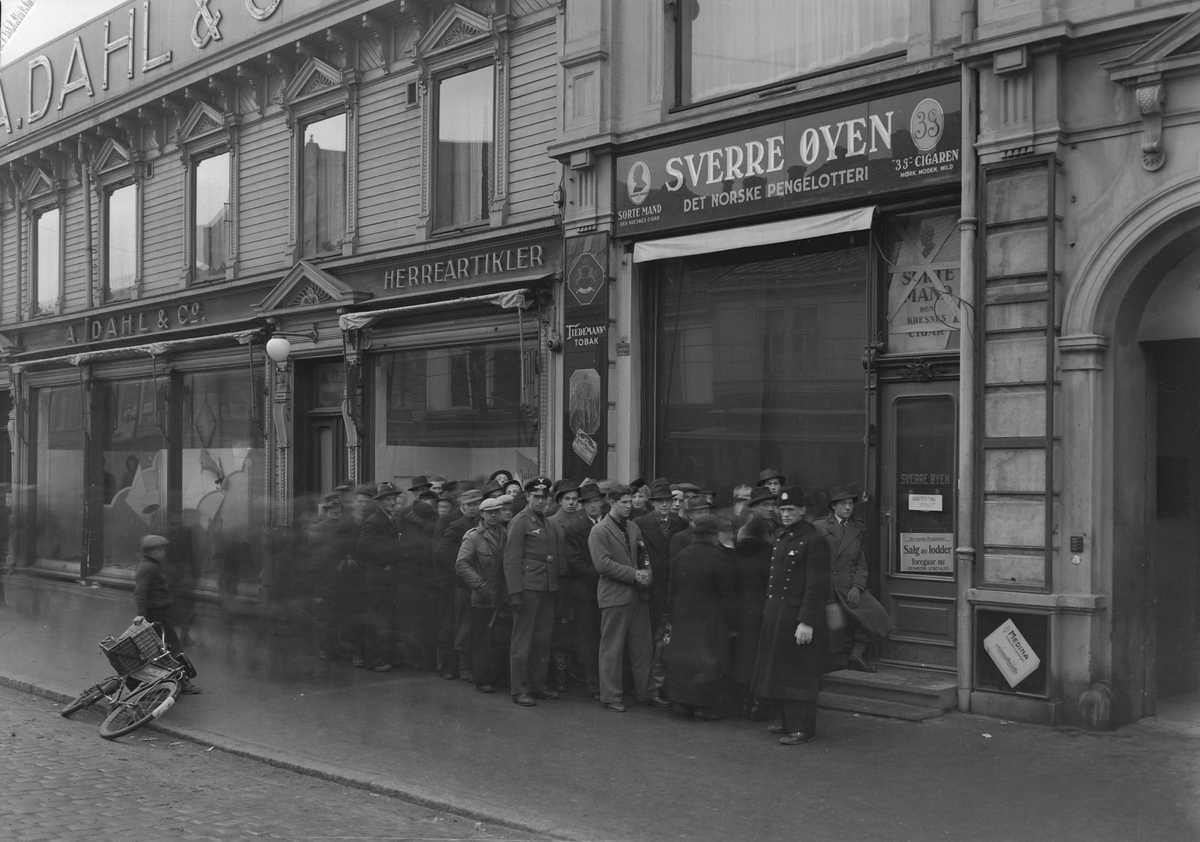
[626,161,651,205]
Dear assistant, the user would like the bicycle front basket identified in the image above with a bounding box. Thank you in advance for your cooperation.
[100,622,164,675]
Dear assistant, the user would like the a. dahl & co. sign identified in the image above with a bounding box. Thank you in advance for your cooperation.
[615,84,961,236]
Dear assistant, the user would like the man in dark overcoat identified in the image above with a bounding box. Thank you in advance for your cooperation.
[433,488,482,679]
[751,486,831,745]
[634,480,686,695]
[547,480,584,691]
[356,483,405,671]
[814,484,894,672]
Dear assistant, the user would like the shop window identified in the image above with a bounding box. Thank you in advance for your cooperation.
[105,183,139,296]
[99,377,167,573]
[177,101,238,283]
[434,65,494,230]
[181,369,266,595]
[281,57,359,258]
[300,113,348,257]
[32,385,84,563]
[674,0,908,105]
[884,209,961,354]
[975,609,1049,697]
[193,152,230,281]
[33,207,62,314]
[375,341,537,484]
[655,235,867,500]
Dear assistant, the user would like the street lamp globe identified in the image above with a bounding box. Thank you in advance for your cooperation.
[266,336,291,363]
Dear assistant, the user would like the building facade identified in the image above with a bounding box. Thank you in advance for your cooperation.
[0,0,564,604]
[552,0,1200,728]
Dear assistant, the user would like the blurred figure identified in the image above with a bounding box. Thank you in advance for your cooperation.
[331,485,375,668]
[398,500,439,668]
[356,483,404,672]
[548,480,583,692]
[134,534,200,694]
[434,488,482,680]
[733,486,779,718]
[731,485,753,524]
[666,513,737,721]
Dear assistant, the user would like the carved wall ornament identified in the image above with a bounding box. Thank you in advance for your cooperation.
[1135,80,1166,172]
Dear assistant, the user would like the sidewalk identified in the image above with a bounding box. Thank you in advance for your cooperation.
[2,575,1198,842]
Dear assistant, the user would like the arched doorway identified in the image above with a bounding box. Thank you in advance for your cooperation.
[1066,187,1200,722]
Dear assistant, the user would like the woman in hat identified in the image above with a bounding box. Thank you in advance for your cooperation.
[665,513,737,721]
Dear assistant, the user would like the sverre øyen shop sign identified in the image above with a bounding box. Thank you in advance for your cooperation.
[615,83,961,236]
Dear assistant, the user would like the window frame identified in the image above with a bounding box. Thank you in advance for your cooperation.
[281,58,360,260]
[176,101,238,285]
[90,137,144,301]
[414,5,510,240]
[22,166,63,318]
[430,62,497,234]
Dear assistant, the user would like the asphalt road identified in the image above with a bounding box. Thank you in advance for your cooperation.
[0,682,545,842]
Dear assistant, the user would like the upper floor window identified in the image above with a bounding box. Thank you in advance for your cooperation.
[301,113,347,257]
[34,207,61,314]
[194,151,230,281]
[435,65,494,230]
[106,183,138,295]
[677,0,909,105]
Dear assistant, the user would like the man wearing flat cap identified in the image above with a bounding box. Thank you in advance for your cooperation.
[134,534,201,694]
[814,484,893,672]
[504,476,564,706]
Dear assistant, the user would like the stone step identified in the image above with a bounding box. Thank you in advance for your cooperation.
[817,691,945,722]
[821,667,958,710]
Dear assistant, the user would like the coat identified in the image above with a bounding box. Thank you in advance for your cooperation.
[559,511,601,664]
[813,513,894,639]
[434,514,477,590]
[356,509,400,591]
[455,523,508,608]
[732,513,776,685]
[665,541,737,709]
[750,518,831,701]
[503,506,563,596]
[588,514,649,609]
[633,511,686,630]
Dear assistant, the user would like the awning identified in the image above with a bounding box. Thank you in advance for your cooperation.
[13,329,264,369]
[632,205,875,264]
[338,285,540,332]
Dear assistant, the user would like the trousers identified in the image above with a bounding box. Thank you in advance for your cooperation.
[598,598,653,704]
[508,589,554,697]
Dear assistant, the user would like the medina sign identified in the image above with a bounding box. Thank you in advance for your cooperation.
[615,84,960,236]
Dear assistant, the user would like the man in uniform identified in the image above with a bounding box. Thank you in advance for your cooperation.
[504,477,562,706]
[752,487,830,745]
[455,496,510,693]
[815,484,894,672]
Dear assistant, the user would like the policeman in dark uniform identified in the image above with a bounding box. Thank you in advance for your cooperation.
[503,476,563,706]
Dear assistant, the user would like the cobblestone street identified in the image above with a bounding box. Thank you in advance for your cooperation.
[0,683,542,842]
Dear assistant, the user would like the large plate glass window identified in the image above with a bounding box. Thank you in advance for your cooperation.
[300,113,347,257]
[374,340,537,487]
[654,234,868,503]
[193,152,230,281]
[32,385,84,563]
[676,0,909,105]
[435,66,494,230]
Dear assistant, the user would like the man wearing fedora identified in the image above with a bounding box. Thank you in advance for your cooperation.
[355,482,406,672]
[504,477,564,706]
[815,484,894,672]
[756,469,786,496]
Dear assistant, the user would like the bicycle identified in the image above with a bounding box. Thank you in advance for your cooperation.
[61,618,197,740]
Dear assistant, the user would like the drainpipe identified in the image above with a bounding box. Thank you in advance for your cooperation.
[956,1,979,713]
[79,136,95,311]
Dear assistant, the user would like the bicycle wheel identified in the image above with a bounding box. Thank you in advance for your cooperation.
[99,680,179,739]
[61,677,122,718]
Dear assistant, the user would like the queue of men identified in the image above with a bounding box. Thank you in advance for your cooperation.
[296,467,892,745]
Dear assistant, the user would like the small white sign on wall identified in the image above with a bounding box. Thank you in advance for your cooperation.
[909,493,943,512]
[984,618,1041,688]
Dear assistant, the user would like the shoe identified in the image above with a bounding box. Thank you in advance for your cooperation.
[603,702,627,713]
[766,723,786,734]
[180,682,202,695]
[371,663,393,673]
[476,684,497,694]
[352,657,366,669]
[644,696,672,709]
[778,732,815,746]
[460,671,473,682]
[692,709,723,722]
[533,689,560,700]
[512,694,537,707]
[439,671,457,680]
[848,642,877,673]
